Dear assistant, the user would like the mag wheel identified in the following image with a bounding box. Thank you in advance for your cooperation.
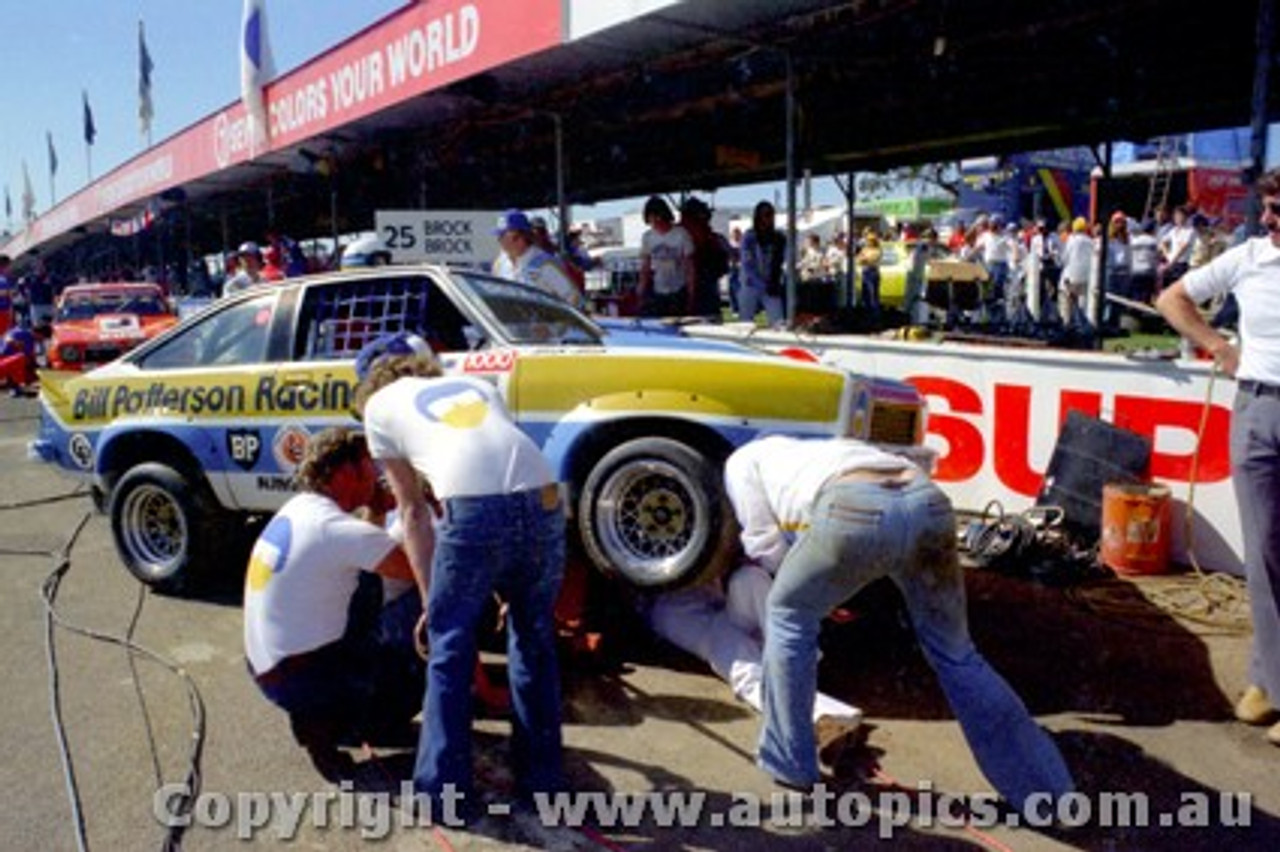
[109,462,222,593]
[578,437,735,591]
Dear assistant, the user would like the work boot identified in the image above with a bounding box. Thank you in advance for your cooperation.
[1235,685,1278,725]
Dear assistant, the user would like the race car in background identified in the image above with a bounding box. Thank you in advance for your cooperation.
[47,282,178,371]
[31,266,926,593]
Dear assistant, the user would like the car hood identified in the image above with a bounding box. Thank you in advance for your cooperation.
[52,313,177,343]
[599,320,766,356]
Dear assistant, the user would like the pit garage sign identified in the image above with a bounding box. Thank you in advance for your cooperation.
[375,209,502,267]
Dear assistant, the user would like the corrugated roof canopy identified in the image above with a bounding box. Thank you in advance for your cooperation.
[17,0,1279,274]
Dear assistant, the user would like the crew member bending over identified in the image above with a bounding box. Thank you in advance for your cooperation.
[725,435,1074,808]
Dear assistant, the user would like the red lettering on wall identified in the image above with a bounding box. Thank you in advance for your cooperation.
[1114,395,1231,482]
[906,376,983,482]
[992,386,1104,496]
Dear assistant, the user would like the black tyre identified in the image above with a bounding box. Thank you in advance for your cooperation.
[108,462,223,593]
[578,437,736,590]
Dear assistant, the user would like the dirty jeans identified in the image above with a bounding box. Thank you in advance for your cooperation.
[414,485,566,805]
[758,475,1074,808]
[1231,389,1280,701]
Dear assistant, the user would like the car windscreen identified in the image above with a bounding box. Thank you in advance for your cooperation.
[57,290,169,321]
[452,272,604,345]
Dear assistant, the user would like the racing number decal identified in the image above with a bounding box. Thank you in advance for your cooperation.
[462,350,517,373]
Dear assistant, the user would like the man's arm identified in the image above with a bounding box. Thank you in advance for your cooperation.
[1155,279,1239,376]
[381,457,437,606]
[372,545,415,583]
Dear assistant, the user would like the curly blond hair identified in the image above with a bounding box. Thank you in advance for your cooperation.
[353,353,443,416]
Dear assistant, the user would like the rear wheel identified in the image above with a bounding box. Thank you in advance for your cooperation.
[108,462,224,593]
[578,437,736,591]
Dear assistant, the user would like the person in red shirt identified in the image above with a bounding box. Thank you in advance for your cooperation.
[261,245,287,282]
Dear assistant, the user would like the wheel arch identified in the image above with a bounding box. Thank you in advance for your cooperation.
[558,416,735,513]
[96,429,211,498]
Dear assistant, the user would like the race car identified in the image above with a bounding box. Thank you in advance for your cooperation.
[32,265,926,593]
[47,282,178,370]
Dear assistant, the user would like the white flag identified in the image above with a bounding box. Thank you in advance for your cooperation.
[21,160,36,221]
[241,0,275,157]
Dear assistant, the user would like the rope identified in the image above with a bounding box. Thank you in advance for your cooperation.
[1065,360,1250,636]
[38,511,208,851]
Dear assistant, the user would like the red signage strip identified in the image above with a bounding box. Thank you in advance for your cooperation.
[10,0,563,257]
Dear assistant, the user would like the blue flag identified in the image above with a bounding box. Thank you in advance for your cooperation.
[47,131,57,178]
[139,20,155,136]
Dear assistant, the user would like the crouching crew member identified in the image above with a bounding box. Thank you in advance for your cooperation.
[243,426,425,780]
[725,435,1075,808]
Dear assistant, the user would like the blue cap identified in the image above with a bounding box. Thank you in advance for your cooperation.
[493,209,532,235]
[354,332,431,381]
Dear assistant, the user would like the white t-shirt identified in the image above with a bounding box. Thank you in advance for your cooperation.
[1060,233,1095,285]
[724,436,915,576]
[492,253,515,280]
[243,492,398,674]
[1183,236,1280,384]
[1161,224,1197,265]
[363,375,554,499]
[641,226,694,295]
[513,247,583,308]
[1130,234,1159,274]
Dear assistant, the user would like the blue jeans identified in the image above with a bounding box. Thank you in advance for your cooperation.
[1231,390,1280,700]
[414,484,566,804]
[758,474,1074,808]
[859,266,881,314]
[254,578,424,745]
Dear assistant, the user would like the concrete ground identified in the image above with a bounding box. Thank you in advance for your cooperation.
[1,391,1276,851]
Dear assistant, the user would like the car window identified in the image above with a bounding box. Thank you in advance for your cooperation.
[453,272,603,345]
[294,274,481,361]
[135,292,277,370]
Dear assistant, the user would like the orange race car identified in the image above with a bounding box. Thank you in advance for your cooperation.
[48,283,178,371]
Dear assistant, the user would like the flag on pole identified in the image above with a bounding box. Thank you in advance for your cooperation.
[83,90,97,146]
[21,161,36,221]
[47,131,58,178]
[4,186,11,221]
[241,0,274,157]
[138,20,155,138]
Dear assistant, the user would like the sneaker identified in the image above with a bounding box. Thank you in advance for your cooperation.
[1235,685,1278,726]
[816,713,865,777]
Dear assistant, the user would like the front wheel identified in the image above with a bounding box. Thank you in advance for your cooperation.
[577,437,736,591]
[108,462,223,593]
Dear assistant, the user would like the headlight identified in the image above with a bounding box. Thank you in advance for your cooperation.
[58,344,82,363]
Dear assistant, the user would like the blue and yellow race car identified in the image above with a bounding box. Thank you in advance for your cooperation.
[32,266,925,592]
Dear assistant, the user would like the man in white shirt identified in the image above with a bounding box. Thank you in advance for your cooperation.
[724,435,1074,806]
[1158,205,1197,289]
[355,337,566,816]
[244,427,423,780]
[222,241,265,297]
[1157,168,1280,747]
[491,209,583,309]
[638,195,696,317]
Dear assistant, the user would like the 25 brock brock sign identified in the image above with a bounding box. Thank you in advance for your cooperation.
[376,209,501,267]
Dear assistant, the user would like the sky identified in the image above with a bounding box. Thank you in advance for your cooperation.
[0,1,406,223]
